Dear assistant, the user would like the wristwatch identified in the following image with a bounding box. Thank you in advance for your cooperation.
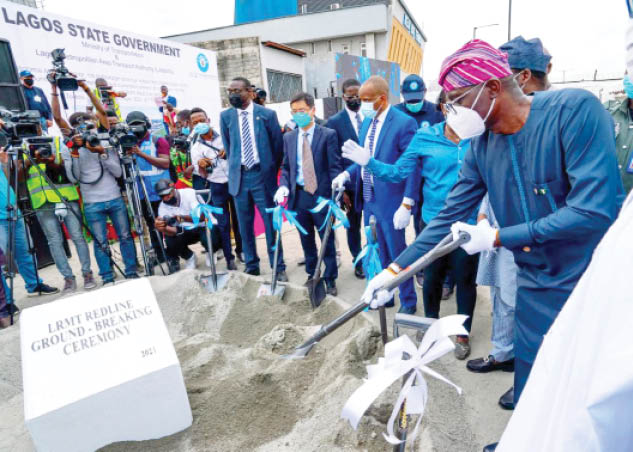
[99,152,109,160]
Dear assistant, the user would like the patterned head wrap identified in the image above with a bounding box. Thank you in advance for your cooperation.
[439,39,512,92]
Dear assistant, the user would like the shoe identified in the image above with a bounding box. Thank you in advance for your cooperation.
[354,265,365,279]
[326,280,337,296]
[227,259,237,271]
[467,356,515,373]
[498,386,515,410]
[83,272,97,290]
[237,252,245,263]
[126,273,140,279]
[184,254,197,270]
[414,272,424,289]
[0,316,13,329]
[27,283,59,297]
[483,443,498,452]
[276,271,289,282]
[454,336,471,360]
[168,260,181,274]
[298,257,305,266]
[397,305,416,315]
[7,303,19,316]
[442,286,453,300]
[216,250,224,261]
[102,278,115,286]
[62,278,77,295]
[245,268,260,276]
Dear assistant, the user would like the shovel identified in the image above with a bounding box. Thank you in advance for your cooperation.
[368,215,389,345]
[306,189,344,309]
[257,225,285,299]
[283,231,470,359]
[199,218,230,293]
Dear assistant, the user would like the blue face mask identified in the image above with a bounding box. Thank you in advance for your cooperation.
[181,126,190,135]
[405,101,424,113]
[292,112,312,128]
[360,101,378,119]
[193,123,210,135]
[624,76,633,99]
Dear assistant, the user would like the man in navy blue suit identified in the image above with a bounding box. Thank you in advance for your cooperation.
[276,92,343,295]
[325,79,365,279]
[332,76,420,314]
[220,77,287,280]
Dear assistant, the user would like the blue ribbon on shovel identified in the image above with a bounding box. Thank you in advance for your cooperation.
[187,204,224,230]
[354,225,383,281]
[266,205,307,249]
[310,196,350,231]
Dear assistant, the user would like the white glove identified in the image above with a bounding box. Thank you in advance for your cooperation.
[274,186,289,204]
[332,171,350,191]
[342,139,370,166]
[393,203,413,230]
[361,268,397,309]
[450,219,497,255]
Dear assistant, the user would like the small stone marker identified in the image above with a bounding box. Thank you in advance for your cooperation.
[21,278,192,452]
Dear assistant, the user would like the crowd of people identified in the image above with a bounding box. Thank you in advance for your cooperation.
[1,31,631,451]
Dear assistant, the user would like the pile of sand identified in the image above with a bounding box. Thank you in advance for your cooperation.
[0,272,406,452]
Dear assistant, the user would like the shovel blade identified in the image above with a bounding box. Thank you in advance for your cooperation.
[257,283,286,299]
[305,277,326,309]
[199,272,230,293]
[281,341,316,359]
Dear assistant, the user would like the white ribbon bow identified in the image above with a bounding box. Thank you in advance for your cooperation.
[341,315,468,445]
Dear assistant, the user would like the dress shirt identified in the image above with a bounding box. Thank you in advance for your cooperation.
[361,105,390,184]
[345,105,363,137]
[237,101,260,165]
[296,123,316,186]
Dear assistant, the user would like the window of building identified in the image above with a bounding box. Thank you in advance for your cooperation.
[266,69,303,103]
[328,40,332,52]
[330,3,341,10]
[342,44,350,55]
[301,4,307,14]
[360,42,367,57]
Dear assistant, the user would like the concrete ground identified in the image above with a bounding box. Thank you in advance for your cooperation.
[5,220,513,451]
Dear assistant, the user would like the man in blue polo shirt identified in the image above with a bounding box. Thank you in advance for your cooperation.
[20,70,53,132]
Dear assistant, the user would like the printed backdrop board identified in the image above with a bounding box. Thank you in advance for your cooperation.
[0,0,222,129]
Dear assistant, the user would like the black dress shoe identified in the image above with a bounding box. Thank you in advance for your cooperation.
[245,268,260,276]
[499,386,515,410]
[227,259,238,271]
[467,355,514,373]
[276,271,288,282]
[397,305,416,315]
[236,252,245,263]
[326,280,337,296]
[354,265,365,279]
[483,443,498,452]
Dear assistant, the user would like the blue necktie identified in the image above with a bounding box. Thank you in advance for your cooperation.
[241,111,256,169]
[362,118,379,203]
[355,113,362,135]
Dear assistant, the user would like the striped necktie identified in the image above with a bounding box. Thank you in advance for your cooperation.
[241,111,256,169]
[362,118,379,203]
[302,132,318,194]
[355,113,362,135]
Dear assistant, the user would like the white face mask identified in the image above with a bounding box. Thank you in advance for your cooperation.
[360,101,378,119]
[445,83,496,140]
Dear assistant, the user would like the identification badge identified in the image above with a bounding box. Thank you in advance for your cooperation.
[33,95,42,103]
[626,151,633,174]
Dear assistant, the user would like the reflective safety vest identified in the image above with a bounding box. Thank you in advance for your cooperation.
[93,87,122,120]
[25,137,79,209]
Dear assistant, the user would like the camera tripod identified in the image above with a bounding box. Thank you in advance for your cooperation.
[119,151,168,277]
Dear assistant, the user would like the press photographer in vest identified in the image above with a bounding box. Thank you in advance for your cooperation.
[125,111,171,262]
[21,120,96,294]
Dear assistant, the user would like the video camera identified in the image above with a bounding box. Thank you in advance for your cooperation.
[172,134,190,152]
[97,85,116,110]
[161,215,179,227]
[24,136,55,159]
[108,122,141,151]
[0,109,42,146]
[46,49,78,92]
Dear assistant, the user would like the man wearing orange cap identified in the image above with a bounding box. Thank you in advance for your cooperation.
[358,39,623,451]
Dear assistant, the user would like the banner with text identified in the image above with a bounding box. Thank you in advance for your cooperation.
[0,0,222,129]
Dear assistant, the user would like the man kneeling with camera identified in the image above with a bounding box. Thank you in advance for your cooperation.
[154,179,221,274]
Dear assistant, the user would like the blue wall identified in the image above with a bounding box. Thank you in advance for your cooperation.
[234,0,298,25]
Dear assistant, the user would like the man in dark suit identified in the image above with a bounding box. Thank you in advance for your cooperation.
[220,77,287,280]
[276,92,343,294]
[325,79,365,279]
[332,76,419,314]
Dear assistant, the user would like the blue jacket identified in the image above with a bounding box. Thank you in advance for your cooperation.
[395,89,624,395]
[347,107,419,218]
[220,103,284,196]
[279,124,342,210]
[21,85,52,120]
[325,109,360,169]
[394,100,444,129]
[367,121,477,225]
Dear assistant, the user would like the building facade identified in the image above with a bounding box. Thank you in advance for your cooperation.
[165,0,425,99]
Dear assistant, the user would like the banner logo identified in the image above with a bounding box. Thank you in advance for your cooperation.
[197,53,209,73]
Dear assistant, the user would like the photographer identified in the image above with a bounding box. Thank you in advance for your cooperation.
[170,109,194,189]
[63,114,138,284]
[125,111,171,262]
[189,107,236,270]
[94,78,126,121]
[20,70,53,132]
[50,78,110,134]
[153,179,220,273]
[22,122,96,293]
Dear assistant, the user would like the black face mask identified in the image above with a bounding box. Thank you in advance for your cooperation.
[345,98,361,112]
[23,78,34,87]
[229,93,244,109]
[163,194,178,206]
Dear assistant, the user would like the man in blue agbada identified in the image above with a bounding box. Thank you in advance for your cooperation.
[359,39,623,449]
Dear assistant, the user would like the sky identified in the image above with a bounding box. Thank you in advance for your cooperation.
[43,0,627,83]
